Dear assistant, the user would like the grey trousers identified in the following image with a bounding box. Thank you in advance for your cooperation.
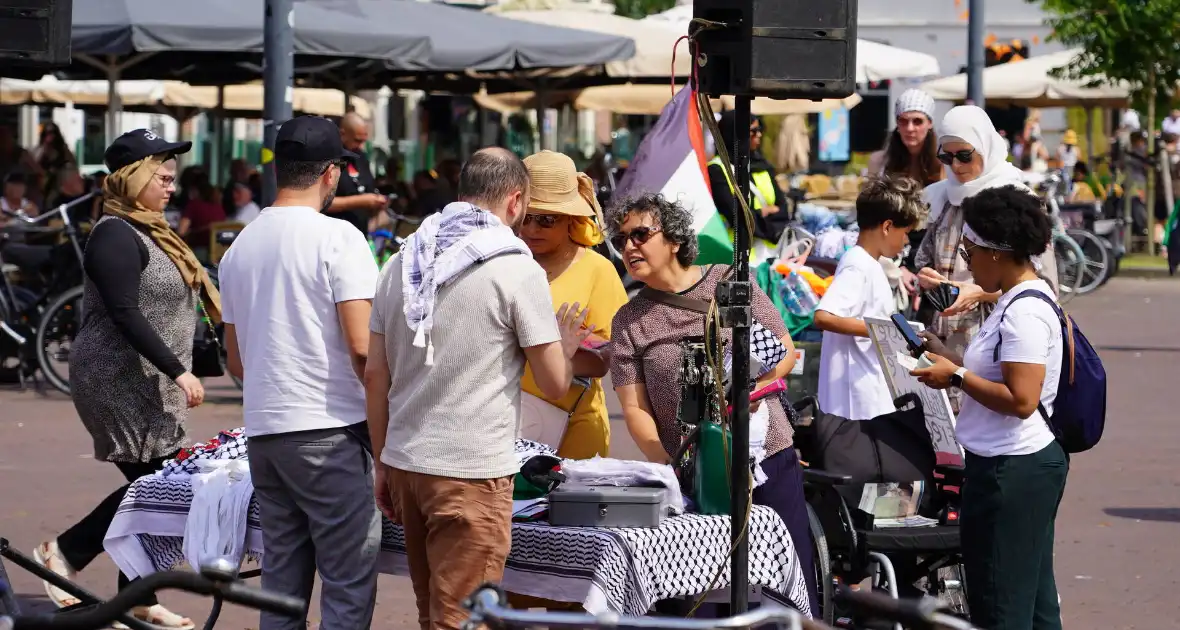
[248,425,382,630]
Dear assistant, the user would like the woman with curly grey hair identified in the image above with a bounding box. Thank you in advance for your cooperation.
[606,192,817,614]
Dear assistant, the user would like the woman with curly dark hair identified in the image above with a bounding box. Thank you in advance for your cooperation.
[606,192,816,614]
[911,184,1067,630]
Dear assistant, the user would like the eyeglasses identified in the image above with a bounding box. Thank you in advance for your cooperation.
[523,214,559,229]
[750,127,763,136]
[611,225,662,251]
[896,115,929,128]
[938,149,977,166]
[958,242,981,264]
[155,174,176,187]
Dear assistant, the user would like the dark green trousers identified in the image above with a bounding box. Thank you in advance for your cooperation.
[962,440,1069,630]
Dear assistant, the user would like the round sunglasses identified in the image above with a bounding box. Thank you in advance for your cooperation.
[611,225,662,251]
[523,214,560,229]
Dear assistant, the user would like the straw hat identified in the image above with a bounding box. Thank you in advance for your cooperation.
[523,150,598,217]
[1062,129,1078,145]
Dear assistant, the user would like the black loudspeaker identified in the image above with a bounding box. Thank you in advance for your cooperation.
[692,0,857,100]
[0,0,72,67]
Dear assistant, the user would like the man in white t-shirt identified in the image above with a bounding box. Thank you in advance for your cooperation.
[364,148,589,630]
[814,176,928,421]
[220,116,381,630]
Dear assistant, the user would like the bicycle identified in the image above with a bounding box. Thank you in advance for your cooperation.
[0,555,302,630]
[0,193,95,391]
[462,583,980,630]
[1036,172,1105,300]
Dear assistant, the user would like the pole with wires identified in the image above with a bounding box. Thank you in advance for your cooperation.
[725,94,754,614]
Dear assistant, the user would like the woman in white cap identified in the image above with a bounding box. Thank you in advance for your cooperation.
[868,88,943,188]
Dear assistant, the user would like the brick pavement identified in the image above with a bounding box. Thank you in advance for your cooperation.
[0,276,1175,628]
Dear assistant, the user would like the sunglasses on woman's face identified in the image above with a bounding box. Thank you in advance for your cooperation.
[611,225,662,251]
[523,214,559,229]
[938,149,977,166]
[958,242,982,264]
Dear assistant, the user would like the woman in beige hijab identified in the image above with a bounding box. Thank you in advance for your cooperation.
[519,150,628,459]
[35,130,218,629]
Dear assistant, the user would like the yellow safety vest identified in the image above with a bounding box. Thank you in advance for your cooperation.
[708,156,778,210]
[707,156,779,266]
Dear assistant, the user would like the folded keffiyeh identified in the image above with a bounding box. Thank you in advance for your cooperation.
[401,202,531,365]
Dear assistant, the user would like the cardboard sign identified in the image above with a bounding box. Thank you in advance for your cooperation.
[864,317,964,465]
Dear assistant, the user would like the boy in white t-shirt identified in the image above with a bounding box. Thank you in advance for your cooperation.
[813,176,929,420]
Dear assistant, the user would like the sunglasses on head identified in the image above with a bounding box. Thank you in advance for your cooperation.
[611,225,661,251]
[938,149,976,166]
[523,214,559,229]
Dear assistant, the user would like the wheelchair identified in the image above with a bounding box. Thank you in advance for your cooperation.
[791,394,969,629]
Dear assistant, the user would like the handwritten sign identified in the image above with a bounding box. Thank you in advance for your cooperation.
[864,317,964,466]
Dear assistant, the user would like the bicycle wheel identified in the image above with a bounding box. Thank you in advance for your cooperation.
[1065,228,1110,295]
[36,285,84,396]
[1053,233,1085,304]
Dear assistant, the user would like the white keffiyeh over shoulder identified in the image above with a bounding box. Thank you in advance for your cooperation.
[401,202,531,365]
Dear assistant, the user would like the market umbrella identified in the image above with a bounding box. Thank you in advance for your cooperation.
[918,48,1130,107]
[643,4,941,83]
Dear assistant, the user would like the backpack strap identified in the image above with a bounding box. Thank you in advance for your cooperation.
[990,288,1072,422]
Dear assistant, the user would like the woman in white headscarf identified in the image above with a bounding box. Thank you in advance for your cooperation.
[914,106,1057,403]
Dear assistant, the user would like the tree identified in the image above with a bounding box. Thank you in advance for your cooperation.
[613,0,676,20]
[1037,0,1180,249]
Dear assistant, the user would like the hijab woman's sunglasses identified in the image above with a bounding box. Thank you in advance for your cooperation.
[937,149,976,166]
[611,225,662,251]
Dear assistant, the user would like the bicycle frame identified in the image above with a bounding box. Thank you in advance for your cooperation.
[0,192,94,310]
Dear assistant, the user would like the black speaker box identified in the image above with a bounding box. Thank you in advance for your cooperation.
[692,0,857,100]
[0,0,72,67]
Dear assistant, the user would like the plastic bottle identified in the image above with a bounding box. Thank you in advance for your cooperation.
[780,269,821,317]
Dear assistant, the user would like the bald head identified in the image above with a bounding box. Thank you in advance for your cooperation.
[339,112,369,151]
[458,147,530,228]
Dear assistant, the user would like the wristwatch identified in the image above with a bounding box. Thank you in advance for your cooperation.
[950,367,968,388]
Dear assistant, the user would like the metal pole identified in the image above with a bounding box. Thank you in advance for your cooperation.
[262,0,294,207]
[728,94,753,615]
[966,0,985,107]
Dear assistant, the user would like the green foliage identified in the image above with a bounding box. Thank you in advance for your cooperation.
[613,0,676,20]
[1037,0,1180,101]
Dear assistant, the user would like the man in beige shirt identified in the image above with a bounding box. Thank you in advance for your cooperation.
[364,147,588,630]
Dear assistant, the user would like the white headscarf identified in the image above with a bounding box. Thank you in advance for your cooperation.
[922,105,1028,220]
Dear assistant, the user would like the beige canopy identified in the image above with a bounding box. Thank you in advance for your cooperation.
[0,77,370,117]
[475,84,861,116]
[918,48,1130,108]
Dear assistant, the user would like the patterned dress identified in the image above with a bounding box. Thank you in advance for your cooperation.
[71,216,196,463]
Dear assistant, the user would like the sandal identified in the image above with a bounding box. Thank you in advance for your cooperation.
[111,604,195,630]
[32,540,81,608]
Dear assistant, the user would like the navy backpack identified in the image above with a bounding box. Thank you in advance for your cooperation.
[993,290,1107,453]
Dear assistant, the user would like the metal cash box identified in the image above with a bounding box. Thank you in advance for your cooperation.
[548,484,665,528]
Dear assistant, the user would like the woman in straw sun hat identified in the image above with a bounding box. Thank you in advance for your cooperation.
[519,150,628,459]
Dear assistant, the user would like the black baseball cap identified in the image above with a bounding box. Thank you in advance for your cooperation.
[103,129,192,173]
[274,115,360,162]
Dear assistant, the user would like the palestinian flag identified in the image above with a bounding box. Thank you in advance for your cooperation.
[613,86,733,264]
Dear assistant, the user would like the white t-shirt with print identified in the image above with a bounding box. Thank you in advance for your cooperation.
[816,245,897,421]
[219,205,380,437]
[956,279,1061,457]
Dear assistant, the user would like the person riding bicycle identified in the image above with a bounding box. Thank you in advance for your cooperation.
[34,129,220,630]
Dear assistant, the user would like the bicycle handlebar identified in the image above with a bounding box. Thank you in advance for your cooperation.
[461,585,826,630]
[3,564,304,630]
[833,587,978,630]
[0,192,97,227]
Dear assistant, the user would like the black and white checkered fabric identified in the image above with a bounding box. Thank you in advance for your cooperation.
[109,435,811,618]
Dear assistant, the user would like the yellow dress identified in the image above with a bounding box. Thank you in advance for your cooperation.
[521,248,629,459]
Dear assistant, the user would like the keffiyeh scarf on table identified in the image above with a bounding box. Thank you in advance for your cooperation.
[402,202,531,365]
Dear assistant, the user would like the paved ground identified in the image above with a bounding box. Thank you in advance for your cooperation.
[0,276,1176,628]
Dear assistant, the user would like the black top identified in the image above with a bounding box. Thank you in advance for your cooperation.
[83,220,187,380]
[328,153,377,234]
[707,159,790,243]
